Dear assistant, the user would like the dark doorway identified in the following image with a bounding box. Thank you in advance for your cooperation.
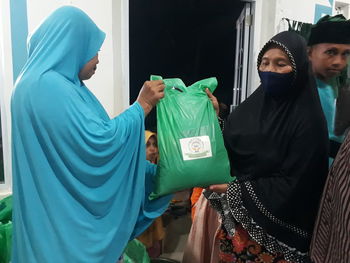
[129,0,244,131]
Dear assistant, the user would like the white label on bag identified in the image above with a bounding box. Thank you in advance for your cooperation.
[180,135,212,161]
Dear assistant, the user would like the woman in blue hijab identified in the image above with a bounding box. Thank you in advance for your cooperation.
[11,6,170,263]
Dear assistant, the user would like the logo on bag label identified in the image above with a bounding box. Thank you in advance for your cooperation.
[180,135,212,161]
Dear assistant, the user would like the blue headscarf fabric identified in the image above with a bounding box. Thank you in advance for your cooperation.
[316,79,344,143]
[11,6,171,263]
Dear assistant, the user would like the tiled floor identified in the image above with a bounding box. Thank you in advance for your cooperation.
[160,190,192,262]
[161,213,192,262]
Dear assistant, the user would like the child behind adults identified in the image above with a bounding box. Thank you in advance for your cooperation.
[137,131,166,258]
[11,6,172,263]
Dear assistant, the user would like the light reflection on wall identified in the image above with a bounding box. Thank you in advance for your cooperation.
[0,111,4,183]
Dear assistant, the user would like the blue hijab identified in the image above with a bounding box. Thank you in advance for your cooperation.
[11,6,171,263]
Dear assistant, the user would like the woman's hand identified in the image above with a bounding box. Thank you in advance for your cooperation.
[207,183,229,193]
[205,88,219,116]
[137,80,165,116]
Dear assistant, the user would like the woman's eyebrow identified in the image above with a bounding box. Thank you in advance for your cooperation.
[268,56,289,62]
[275,57,289,61]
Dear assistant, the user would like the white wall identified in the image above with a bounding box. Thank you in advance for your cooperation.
[26,0,129,117]
[249,0,336,93]
[256,0,336,49]
[276,0,319,26]
[335,0,350,17]
[112,0,130,117]
[0,0,14,197]
[250,0,278,92]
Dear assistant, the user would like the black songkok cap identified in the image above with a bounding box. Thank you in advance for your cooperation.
[308,14,350,46]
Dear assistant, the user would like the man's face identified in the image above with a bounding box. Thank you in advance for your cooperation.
[308,43,350,82]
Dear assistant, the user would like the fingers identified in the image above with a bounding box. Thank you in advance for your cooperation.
[155,81,165,99]
[137,80,166,116]
[144,80,165,98]
[208,183,228,193]
[205,88,219,116]
[205,88,214,98]
[145,80,164,89]
[206,88,217,103]
[149,79,163,85]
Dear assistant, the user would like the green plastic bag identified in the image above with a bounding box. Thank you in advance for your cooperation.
[149,75,232,199]
[0,222,12,263]
[0,196,12,224]
[0,195,12,263]
[123,239,150,263]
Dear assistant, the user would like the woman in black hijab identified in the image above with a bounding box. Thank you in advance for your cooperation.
[206,31,329,262]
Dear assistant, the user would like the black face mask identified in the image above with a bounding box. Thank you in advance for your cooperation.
[258,71,295,97]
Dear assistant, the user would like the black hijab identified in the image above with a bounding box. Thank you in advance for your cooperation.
[222,31,328,262]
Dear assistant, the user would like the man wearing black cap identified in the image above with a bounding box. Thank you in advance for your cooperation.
[308,15,350,263]
[308,14,350,160]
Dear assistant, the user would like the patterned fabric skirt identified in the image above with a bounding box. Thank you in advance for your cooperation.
[218,224,292,263]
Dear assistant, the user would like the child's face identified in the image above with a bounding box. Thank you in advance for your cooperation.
[146,136,158,163]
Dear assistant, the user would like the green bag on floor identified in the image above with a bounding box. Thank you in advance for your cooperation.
[0,221,12,263]
[149,75,232,199]
[0,195,12,263]
[0,196,12,224]
[123,239,150,263]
